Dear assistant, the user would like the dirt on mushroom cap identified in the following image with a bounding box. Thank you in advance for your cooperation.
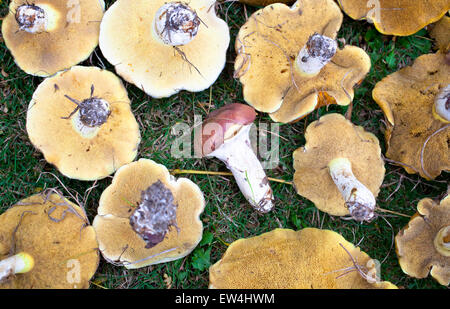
[209,228,397,289]
[338,0,450,36]
[395,196,450,286]
[93,159,205,269]
[0,192,99,289]
[372,52,450,180]
[292,113,385,217]
[1,0,105,77]
[26,66,141,181]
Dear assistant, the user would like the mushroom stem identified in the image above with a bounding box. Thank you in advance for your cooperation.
[295,33,337,77]
[434,226,450,257]
[0,252,34,282]
[433,84,450,123]
[153,2,201,46]
[328,158,376,222]
[208,124,274,213]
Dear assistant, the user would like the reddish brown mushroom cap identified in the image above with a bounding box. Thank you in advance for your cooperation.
[195,103,256,156]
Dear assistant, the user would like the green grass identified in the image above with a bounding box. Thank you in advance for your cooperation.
[0,1,448,289]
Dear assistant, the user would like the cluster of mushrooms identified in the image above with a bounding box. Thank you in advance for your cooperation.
[0,0,449,289]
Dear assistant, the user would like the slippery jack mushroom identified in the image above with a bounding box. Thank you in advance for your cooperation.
[209,228,397,289]
[93,159,205,269]
[372,51,449,180]
[234,0,371,123]
[0,191,99,289]
[99,0,230,98]
[292,113,385,222]
[26,66,141,181]
[395,195,450,286]
[2,0,105,76]
[195,103,274,213]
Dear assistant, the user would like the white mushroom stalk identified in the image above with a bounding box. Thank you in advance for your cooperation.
[295,33,337,77]
[0,252,34,282]
[154,2,201,46]
[434,84,450,123]
[434,226,450,257]
[328,158,376,222]
[207,124,274,213]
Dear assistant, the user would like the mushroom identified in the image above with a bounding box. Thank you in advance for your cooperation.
[99,0,230,98]
[372,51,450,180]
[292,113,385,222]
[338,0,450,36]
[237,0,293,6]
[395,195,450,286]
[234,0,371,123]
[209,228,397,289]
[26,66,141,181]
[92,158,205,269]
[430,16,450,53]
[2,0,105,77]
[194,103,274,213]
[0,191,99,289]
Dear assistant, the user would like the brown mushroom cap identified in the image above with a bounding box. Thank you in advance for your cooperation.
[372,52,450,180]
[26,66,141,181]
[209,228,397,289]
[338,0,450,36]
[99,0,230,98]
[234,0,371,123]
[93,158,205,269]
[430,16,450,52]
[194,103,257,156]
[395,195,450,286]
[293,113,385,216]
[0,192,99,289]
[2,0,105,77]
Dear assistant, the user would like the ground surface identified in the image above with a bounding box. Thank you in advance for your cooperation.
[0,0,448,289]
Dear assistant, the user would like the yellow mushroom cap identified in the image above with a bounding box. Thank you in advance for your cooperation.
[26,66,141,181]
[0,192,99,289]
[93,158,205,269]
[292,113,385,216]
[234,0,371,123]
[372,52,450,180]
[1,0,105,77]
[338,0,450,36]
[395,195,450,286]
[430,16,450,53]
[209,228,396,289]
[99,0,230,98]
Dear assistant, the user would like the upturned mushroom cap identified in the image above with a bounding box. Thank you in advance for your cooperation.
[0,191,99,289]
[234,0,371,123]
[93,158,205,269]
[99,0,230,98]
[209,228,396,289]
[372,52,450,180]
[195,103,257,156]
[338,0,450,36]
[395,195,450,286]
[430,16,450,52]
[293,113,385,216]
[2,0,105,77]
[26,66,141,181]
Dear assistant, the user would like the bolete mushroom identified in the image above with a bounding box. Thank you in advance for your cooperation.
[209,228,397,289]
[194,103,274,213]
[372,51,450,180]
[99,0,230,98]
[395,195,450,286]
[2,0,105,77]
[92,158,205,269]
[430,16,450,53]
[0,190,99,289]
[234,0,371,123]
[292,113,385,222]
[337,0,450,36]
[26,66,141,181]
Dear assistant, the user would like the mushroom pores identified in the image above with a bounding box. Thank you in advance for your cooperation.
[2,0,105,76]
[26,66,141,181]
[93,159,205,269]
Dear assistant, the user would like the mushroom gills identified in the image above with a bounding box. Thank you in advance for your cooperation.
[295,33,337,77]
[0,252,35,283]
[328,158,376,222]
